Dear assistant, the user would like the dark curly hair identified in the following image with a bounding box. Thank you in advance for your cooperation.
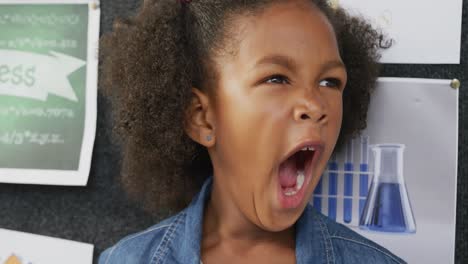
[100,0,384,213]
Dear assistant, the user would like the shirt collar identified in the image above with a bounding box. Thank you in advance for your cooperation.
[171,177,212,264]
[295,204,334,263]
[170,177,332,263]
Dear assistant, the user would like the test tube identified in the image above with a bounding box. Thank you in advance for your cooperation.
[359,136,369,218]
[313,175,323,212]
[344,139,354,223]
[328,154,338,221]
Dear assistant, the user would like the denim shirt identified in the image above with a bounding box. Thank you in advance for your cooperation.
[99,178,406,264]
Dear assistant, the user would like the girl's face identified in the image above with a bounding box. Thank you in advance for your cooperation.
[206,1,347,231]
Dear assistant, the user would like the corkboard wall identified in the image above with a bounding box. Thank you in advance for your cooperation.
[0,0,466,263]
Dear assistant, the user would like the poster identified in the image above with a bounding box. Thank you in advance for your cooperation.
[0,0,100,186]
[0,228,93,264]
[312,78,459,263]
[332,0,463,64]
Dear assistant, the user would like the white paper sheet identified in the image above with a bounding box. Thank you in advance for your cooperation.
[312,78,459,263]
[0,229,93,264]
[335,0,463,64]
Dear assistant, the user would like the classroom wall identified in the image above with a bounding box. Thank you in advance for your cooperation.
[0,0,466,262]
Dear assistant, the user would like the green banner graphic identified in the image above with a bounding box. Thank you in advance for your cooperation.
[0,4,89,171]
[0,50,86,101]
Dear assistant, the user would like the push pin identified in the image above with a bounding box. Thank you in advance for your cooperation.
[5,254,22,264]
[450,79,460,89]
[90,1,100,10]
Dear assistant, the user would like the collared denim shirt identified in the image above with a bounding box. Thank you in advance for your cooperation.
[99,178,406,264]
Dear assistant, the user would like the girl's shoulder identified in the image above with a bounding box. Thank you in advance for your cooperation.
[98,210,188,264]
[98,178,211,264]
[309,209,407,264]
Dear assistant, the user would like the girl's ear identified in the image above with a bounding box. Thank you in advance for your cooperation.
[184,88,216,147]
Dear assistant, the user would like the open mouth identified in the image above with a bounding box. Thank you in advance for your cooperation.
[278,146,316,197]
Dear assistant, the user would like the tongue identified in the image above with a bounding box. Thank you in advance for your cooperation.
[278,157,297,188]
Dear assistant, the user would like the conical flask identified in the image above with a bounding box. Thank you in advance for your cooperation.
[359,144,416,233]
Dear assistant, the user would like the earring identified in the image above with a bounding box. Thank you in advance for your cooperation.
[206,135,213,142]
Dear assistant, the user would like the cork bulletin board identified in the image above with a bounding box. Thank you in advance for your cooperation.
[0,0,466,262]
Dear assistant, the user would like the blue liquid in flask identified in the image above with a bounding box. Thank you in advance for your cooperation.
[359,144,416,233]
[364,182,406,232]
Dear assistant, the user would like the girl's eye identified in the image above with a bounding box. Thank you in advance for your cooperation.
[265,75,290,85]
[319,78,342,89]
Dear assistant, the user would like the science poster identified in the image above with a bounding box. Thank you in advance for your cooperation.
[311,78,459,263]
[331,0,463,64]
[0,228,93,264]
[0,0,100,186]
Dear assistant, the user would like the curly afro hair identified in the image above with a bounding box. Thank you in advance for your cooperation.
[100,0,385,213]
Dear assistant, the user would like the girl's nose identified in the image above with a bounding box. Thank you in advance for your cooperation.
[293,93,327,125]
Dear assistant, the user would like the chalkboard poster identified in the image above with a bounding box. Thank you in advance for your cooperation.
[0,0,100,186]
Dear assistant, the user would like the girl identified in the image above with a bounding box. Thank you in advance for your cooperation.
[99,0,405,263]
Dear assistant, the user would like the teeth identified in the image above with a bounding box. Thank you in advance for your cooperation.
[296,170,305,189]
[284,188,298,196]
[284,170,305,196]
[301,146,315,151]
[284,189,297,196]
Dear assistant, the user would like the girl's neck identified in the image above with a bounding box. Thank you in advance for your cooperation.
[202,177,295,246]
